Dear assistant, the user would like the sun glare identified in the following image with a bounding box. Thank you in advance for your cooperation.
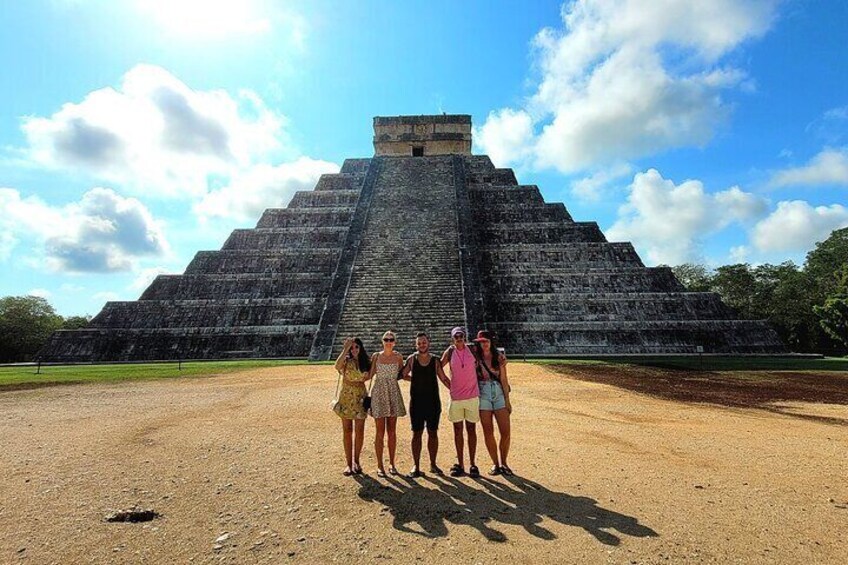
[137,0,271,40]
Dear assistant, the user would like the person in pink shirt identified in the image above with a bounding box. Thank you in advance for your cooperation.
[440,326,480,477]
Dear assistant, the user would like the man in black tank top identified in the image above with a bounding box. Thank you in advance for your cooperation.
[401,332,451,478]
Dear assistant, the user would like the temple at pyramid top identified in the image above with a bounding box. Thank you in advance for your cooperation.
[39,112,787,361]
[373,114,472,156]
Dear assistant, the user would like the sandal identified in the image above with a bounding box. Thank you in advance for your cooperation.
[500,465,514,476]
[488,465,502,476]
[343,467,353,477]
[376,469,387,478]
[389,467,399,476]
[449,463,465,477]
[469,465,480,478]
[430,465,443,476]
[353,463,363,475]
[407,468,423,479]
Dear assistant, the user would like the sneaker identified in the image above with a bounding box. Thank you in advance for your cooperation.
[449,463,465,477]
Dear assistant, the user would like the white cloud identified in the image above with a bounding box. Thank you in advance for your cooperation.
[28,288,52,299]
[606,169,769,264]
[751,200,848,253]
[194,157,339,221]
[570,162,632,202]
[476,0,777,173]
[22,64,291,198]
[473,109,534,168]
[93,291,121,303]
[729,245,750,263]
[0,187,169,273]
[59,283,85,293]
[769,148,848,188]
[130,266,172,291]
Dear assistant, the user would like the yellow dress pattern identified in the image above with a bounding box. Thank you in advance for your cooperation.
[333,359,368,420]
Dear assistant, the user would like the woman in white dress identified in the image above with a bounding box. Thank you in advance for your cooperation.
[367,330,406,477]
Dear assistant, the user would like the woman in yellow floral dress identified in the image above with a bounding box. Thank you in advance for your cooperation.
[334,337,372,476]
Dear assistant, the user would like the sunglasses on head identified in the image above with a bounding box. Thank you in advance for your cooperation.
[382,337,395,342]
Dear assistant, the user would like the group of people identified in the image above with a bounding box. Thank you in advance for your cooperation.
[332,327,512,479]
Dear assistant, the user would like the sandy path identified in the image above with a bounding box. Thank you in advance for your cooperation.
[1,363,846,564]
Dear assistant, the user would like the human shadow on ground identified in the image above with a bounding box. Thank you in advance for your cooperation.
[353,472,657,545]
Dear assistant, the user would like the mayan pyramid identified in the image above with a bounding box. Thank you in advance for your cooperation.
[40,114,785,361]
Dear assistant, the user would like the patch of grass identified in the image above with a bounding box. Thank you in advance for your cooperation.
[527,356,848,372]
[0,359,324,390]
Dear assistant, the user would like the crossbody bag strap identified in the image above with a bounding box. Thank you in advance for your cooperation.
[480,356,501,382]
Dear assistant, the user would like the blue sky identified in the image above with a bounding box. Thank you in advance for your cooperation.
[1,0,846,317]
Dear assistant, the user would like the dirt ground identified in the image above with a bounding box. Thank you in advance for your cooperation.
[1,363,846,564]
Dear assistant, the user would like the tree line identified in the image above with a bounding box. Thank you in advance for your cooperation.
[0,296,90,363]
[669,227,848,354]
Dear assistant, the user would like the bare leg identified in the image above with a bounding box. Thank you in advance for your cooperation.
[387,417,398,471]
[479,411,499,467]
[465,421,477,467]
[411,429,423,470]
[453,422,465,467]
[374,417,386,472]
[353,418,365,471]
[494,408,511,467]
[426,428,439,468]
[342,419,353,471]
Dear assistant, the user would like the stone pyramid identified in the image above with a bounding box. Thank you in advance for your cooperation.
[40,114,785,361]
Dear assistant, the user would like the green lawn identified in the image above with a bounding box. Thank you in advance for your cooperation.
[0,359,324,389]
[3,355,845,391]
[528,356,848,372]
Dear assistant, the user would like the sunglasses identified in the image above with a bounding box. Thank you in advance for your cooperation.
[382,337,395,342]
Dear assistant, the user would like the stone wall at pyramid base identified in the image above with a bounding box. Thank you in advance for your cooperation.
[39,327,315,362]
[489,320,785,355]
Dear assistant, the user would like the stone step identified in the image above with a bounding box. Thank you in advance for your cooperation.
[340,158,372,174]
[39,326,317,362]
[185,249,342,274]
[468,186,545,206]
[480,267,683,294]
[484,292,736,322]
[222,227,349,249]
[141,273,332,300]
[255,207,354,228]
[91,298,325,328]
[478,222,607,244]
[465,169,518,185]
[462,155,496,172]
[315,173,364,191]
[480,243,642,268]
[288,189,360,208]
[484,319,785,355]
[472,203,573,223]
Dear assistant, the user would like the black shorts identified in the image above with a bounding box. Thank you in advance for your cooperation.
[410,402,441,432]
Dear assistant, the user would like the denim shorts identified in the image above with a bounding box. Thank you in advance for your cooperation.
[478,379,506,411]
